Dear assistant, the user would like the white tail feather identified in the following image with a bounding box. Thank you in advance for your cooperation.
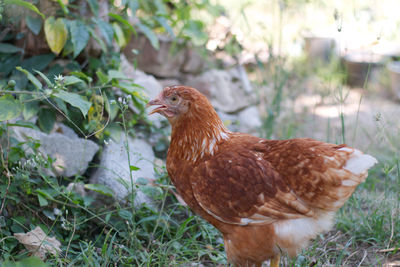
[339,148,378,175]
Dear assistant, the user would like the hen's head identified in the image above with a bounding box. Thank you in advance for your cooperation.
[147,86,217,125]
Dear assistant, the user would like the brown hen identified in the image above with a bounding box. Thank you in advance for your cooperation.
[147,86,377,267]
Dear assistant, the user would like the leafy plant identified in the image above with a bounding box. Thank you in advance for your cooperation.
[0,0,227,265]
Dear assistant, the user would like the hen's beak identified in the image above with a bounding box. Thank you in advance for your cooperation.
[146,97,166,115]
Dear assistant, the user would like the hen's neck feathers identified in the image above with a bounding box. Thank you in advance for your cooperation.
[169,98,229,163]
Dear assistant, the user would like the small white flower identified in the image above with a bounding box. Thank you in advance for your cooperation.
[54,74,65,82]
[53,208,62,215]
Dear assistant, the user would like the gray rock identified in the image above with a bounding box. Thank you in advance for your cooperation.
[90,137,156,206]
[53,123,79,139]
[157,79,181,89]
[124,34,185,78]
[181,48,207,74]
[120,55,166,127]
[217,111,240,132]
[217,106,262,135]
[237,106,262,134]
[184,66,256,113]
[10,123,99,177]
[120,55,163,100]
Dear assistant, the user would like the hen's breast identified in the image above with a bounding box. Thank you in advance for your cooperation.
[166,153,226,229]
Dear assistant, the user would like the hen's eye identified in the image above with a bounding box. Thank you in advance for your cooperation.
[170,96,178,102]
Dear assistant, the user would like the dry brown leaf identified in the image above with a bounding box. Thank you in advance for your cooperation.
[14,226,61,260]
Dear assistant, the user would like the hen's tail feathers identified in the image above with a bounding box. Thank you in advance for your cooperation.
[339,147,378,176]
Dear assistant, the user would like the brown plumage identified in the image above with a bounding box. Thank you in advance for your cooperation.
[147,86,377,267]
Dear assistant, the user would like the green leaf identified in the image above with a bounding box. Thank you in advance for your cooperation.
[112,22,127,48]
[0,43,23,53]
[16,66,42,90]
[103,93,118,121]
[34,70,54,87]
[87,0,99,16]
[96,19,114,45]
[26,16,43,35]
[52,97,68,114]
[117,209,132,220]
[107,70,127,80]
[43,209,55,220]
[105,122,122,142]
[182,20,208,46]
[137,23,159,49]
[21,54,55,72]
[141,185,162,198]
[0,95,23,121]
[96,70,108,84]
[127,0,139,13]
[0,54,20,76]
[2,256,49,267]
[130,165,140,171]
[4,0,45,19]
[7,121,39,130]
[38,108,55,133]
[64,75,85,86]
[44,17,68,55]
[20,94,39,120]
[87,27,107,52]
[84,184,113,196]
[37,194,48,207]
[53,90,91,117]
[70,20,90,58]
[109,13,137,35]
[36,189,56,200]
[56,0,69,15]
[155,16,175,37]
[70,71,93,83]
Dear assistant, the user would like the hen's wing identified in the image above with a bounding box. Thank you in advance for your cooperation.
[260,138,376,210]
[191,144,313,225]
[191,137,376,226]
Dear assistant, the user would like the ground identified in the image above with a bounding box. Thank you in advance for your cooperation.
[260,79,400,266]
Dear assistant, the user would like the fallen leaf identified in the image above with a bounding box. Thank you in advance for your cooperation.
[14,226,61,260]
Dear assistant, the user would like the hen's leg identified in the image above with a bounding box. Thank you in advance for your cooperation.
[270,254,280,267]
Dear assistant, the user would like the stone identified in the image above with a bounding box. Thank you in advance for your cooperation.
[217,111,240,132]
[217,106,262,135]
[184,66,256,113]
[120,55,166,127]
[157,79,181,89]
[90,137,156,206]
[120,55,163,100]
[180,48,207,74]
[236,106,262,134]
[124,34,185,78]
[10,123,99,177]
